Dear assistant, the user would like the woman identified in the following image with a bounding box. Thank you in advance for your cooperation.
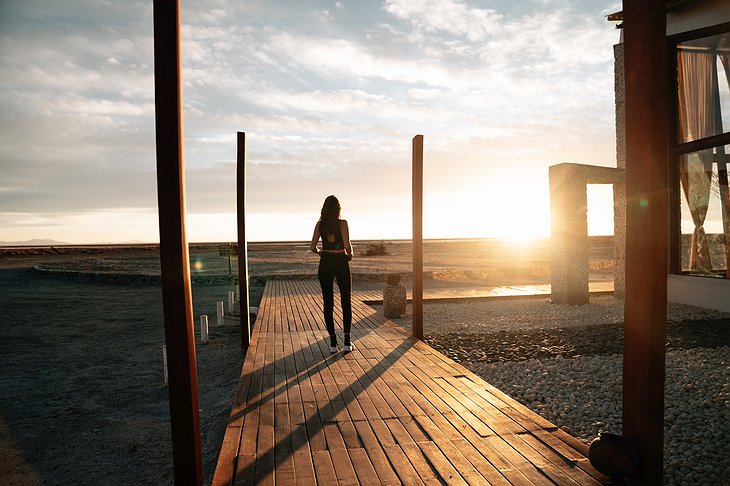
[310,195,354,353]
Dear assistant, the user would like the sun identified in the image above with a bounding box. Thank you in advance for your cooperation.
[422,176,551,240]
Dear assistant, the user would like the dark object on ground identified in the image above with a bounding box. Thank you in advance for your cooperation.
[383,277,407,318]
[589,432,640,479]
[365,241,388,256]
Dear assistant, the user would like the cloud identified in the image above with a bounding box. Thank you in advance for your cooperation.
[383,0,502,42]
[0,0,621,242]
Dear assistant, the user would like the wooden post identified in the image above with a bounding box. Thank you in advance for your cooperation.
[237,132,252,348]
[152,1,203,484]
[412,135,424,340]
[622,1,668,483]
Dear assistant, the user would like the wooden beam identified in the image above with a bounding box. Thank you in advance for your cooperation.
[152,1,203,484]
[237,132,251,348]
[622,1,668,483]
[412,135,424,340]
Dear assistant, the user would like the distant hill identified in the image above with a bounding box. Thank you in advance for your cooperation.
[0,238,71,246]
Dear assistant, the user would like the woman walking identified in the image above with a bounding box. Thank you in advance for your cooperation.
[310,195,354,352]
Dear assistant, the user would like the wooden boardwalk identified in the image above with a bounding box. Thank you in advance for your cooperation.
[212,280,609,485]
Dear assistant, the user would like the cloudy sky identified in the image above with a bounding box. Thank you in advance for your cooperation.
[0,0,622,243]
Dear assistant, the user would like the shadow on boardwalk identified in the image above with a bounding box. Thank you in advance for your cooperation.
[213,279,610,485]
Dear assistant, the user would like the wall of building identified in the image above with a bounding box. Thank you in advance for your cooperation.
[667,275,730,312]
[613,5,730,311]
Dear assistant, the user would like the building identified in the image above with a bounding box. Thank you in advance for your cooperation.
[550,0,730,312]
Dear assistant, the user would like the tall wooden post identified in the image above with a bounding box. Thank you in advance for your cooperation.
[153,1,203,484]
[412,135,424,340]
[237,132,251,348]
[622,1,668,483]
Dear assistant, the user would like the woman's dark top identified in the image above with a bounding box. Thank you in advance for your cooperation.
[321,221,344,250]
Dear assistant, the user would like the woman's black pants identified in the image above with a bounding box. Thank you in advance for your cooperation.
[317,253,352,340]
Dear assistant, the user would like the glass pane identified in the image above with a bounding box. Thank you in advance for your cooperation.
[679,144,730,277]
[676,31,730,143]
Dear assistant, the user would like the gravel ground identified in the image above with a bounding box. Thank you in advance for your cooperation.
[380,296,730,485]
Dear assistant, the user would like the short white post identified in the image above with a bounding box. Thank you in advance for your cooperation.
[235,284,240,303]
[228,291,235,312]
[217,301,224,326]
[162,345,168,386]
[200,315,209,344]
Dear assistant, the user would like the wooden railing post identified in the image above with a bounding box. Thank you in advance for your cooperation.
[152,0,203,483]
[237,131,251,348]
[622,1,669,483]
[412,135,424,340]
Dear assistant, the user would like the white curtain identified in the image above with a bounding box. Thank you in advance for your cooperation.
[719,51,730,276]
[677,49,716,273]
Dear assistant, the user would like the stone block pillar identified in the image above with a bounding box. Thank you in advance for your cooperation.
[613,181,626,298]
[550,164,589,304]
[550,163,625,305]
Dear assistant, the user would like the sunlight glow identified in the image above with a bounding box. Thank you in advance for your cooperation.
[587,184,615,236]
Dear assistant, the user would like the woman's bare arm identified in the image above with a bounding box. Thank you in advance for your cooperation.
[341,220,353,259]
[310,221,321,254]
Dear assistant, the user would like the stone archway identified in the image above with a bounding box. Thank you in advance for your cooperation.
[549,163,625,304]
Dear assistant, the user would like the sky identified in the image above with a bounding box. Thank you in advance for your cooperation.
[0,0,624,243]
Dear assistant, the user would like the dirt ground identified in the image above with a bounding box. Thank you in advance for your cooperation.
[0,262,262,485]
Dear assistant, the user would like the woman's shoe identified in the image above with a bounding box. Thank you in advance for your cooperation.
[329,345,338,353]
[343,333,354,352]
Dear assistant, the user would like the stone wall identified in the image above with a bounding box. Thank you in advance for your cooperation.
[614,42,626,299]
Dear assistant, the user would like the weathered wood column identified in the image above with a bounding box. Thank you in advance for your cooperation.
[412,135,423,340]
[237,131,251,348]
[153,0,203,484]
[622,1,669,483]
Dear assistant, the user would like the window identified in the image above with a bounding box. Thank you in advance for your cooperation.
[670,25,730,278]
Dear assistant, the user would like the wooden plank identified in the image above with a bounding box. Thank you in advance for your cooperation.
[417,440,468,486]
[349,447,382,485]
[517,433,602,486]
[312,450,338,485]
[450,438,521,486]
[330,447,360,486]
[364,446,401,486]
[233,453,256,486]
[482,435,549,485]
[254,424,275,485]
[211,424,241,486]
[273,402,295,485]
[289,423,315,485]
[338,420,362,449]
[383,445,426,484]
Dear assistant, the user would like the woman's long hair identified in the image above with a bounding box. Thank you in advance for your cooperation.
[320,195,341,235]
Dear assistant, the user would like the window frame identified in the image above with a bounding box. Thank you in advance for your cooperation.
[667,21,730,275]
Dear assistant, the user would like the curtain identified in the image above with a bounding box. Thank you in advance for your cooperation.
[677,50,716,273]
[718,52,730,276]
